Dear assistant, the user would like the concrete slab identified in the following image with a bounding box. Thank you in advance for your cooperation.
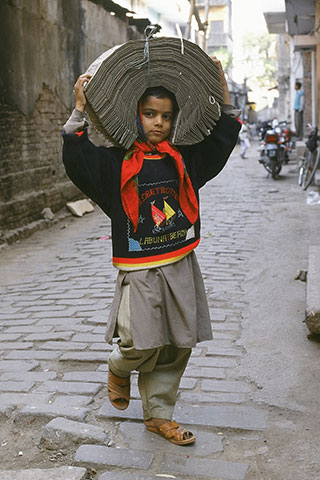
[117,421,224,456]
[0,466,87,480]
[74,444,153,470]
[40,417,109,449]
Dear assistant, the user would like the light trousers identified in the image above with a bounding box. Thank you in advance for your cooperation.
[108,281,191,421]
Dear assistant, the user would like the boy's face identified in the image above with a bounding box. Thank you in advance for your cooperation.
[141,96,173,144]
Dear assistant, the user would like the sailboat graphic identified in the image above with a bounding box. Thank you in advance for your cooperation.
[151,199,176,227]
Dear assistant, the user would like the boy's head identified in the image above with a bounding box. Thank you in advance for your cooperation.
[138,86,178,144]
[295,81,302,90]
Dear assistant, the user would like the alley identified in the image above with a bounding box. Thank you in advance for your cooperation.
[1,142,320,480]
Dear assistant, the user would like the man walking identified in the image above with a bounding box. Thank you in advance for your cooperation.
[294,81,304,140]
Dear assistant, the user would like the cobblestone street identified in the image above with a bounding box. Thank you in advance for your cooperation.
[1,143,320,479]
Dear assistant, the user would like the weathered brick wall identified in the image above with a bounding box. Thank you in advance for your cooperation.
[0,0,139,235]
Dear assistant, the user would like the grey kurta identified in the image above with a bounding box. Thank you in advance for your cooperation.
[105,251,212,350]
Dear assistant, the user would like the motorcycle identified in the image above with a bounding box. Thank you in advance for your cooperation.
[258,123,282,179]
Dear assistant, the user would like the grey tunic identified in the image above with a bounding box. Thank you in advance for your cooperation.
[105,251,212,350]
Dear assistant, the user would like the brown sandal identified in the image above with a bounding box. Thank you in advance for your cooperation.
[145,420,195,445]
[107,369,130,410]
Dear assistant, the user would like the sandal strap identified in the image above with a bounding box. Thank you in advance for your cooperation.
[108,370,130,401]
[159,421,194,442]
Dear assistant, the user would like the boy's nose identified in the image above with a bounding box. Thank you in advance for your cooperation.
[154,115,163,126]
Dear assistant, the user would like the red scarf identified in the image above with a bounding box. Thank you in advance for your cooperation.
[121,140,199,233]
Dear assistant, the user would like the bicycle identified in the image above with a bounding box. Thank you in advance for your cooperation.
[298,126,320,190]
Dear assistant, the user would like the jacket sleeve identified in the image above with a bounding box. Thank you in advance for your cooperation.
[62,130,119,217]
[179,112,241,189]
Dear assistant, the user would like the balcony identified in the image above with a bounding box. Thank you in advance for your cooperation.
[207,32,232,49]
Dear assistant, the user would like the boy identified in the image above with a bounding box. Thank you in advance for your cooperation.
[62,58,240,445]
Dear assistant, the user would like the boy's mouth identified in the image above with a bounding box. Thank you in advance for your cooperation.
[151,130,163,135]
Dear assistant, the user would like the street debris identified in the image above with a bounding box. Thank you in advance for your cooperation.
[41,207,55,221]
[66,199,94,217]
[306,190,320,205]
[155,475,177,479]
[294,270,307,282]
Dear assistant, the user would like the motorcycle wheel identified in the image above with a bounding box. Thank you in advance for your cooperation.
[271,162,282,179]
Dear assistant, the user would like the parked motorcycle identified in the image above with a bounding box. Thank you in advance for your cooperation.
[258,123,282,179]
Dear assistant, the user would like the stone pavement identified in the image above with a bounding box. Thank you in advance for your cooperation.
[0,143,319,479]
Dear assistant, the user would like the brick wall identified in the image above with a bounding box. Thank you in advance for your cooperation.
[0,0,140,235]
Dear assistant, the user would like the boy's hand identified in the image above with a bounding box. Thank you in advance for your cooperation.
[210,56,231,105]
[74,74,92,112]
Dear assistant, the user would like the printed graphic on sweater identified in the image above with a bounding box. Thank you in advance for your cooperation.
[127,178,195,252]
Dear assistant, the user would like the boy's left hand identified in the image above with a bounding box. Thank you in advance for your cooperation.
[210,56,231,105]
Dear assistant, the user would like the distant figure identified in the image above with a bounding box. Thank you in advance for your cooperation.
[239,119,250,159]
[294,81,304,140]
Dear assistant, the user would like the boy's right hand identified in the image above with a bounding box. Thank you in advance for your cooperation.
[74,74,92,112]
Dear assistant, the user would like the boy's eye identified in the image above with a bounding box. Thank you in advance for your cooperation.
[143,111,154,117]
[163,114,172,121]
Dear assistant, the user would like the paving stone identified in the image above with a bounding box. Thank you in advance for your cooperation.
[4,326,53,333]
[0,342,34,351]
[0,381,34,392]
[90,343,113,351]
[0,360,39,371]
[74,444,154,470]
[0,466,87,480]
[0,393,53,406]
[188,356,238,368]
[41,341,88,350]
[184,366,226,379]
[0,334,23,341]
[40,417,109,449]
[72,333,106,342]
[85,316,108,325]
[160,454,249,480]
[98,399,143,421]
[205,346,242,357]
[0,372,57,382]
[55,324,94,332]
[0,314,31,322]
[202,380,252,393]
[5,350,61,360]
[36,318,85,325]
[32,309,77,318]
[180,377,198,389]
[24,332,73,341]
[98,474,186,480]
[62,371,107,383]
[175,404,266,430]
[60,352,109,362]
[35,381,102,395]
[52,395,94,407]
[118,422,223,457]
[179,391,248,404]
[18,405,90,421]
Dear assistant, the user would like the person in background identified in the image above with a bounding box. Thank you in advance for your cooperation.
[294,81,304,140]
[239,118,250,159]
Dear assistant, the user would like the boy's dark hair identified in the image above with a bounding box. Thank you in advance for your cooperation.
[140,86,178,115]
[295,81,302,89]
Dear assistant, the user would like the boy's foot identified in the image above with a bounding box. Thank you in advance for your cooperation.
[144,418,195,445]
[108,369,130,410]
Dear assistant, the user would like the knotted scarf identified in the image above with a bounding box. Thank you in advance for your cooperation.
[121,140,199,233]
